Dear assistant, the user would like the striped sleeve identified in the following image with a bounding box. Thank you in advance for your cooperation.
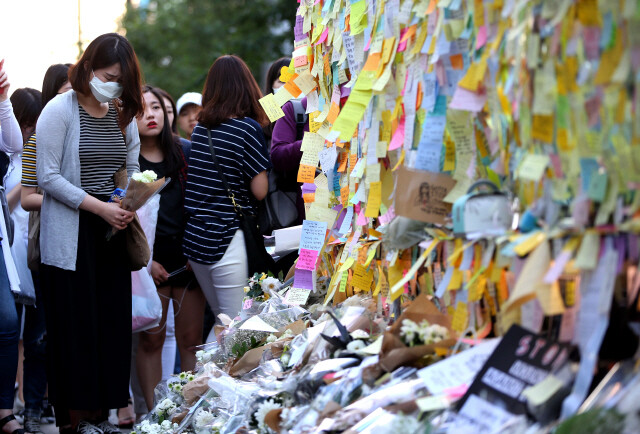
[239,119,271,180]
[21,134,37,187]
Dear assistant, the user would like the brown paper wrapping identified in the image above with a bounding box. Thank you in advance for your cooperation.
[379,294,457,372]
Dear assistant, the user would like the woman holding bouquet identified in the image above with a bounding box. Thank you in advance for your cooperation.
[36,33,143,434]
[183,55,270,343]
[134,85,205,411]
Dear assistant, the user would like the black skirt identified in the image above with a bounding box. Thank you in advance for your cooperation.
[153,234,195,288]
[41,210,131,411]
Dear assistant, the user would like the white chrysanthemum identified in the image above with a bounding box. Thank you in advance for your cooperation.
[195,409,215,428]
[157,398,177,413]
[266,334,278,343]
[132,170,158,183]
[160,420,172,431]
[255,399,282,433]
[196,350,212,364]
[400,319,420,344]
[261,277,281,292]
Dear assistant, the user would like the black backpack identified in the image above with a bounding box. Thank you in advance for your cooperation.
[258,99,308,236]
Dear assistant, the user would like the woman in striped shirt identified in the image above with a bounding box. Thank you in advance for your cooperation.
[35,34,144,434]
[183,55,270,343]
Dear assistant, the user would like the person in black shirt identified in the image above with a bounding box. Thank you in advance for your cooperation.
[134,85,205,411]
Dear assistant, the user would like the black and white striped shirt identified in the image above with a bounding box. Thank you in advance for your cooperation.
[183,118,271,264]
[78,103,126,196]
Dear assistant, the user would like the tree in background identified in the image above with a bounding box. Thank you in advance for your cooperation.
[120,0,295,99]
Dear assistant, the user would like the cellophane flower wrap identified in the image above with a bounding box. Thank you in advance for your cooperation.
[110,168,167,237]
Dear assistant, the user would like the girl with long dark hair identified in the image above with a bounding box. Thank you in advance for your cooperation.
[183,55,271,343]
[134,85,204,411]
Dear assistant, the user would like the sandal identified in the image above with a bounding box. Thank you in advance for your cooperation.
[0,414,25,434]
[117,399,135,429]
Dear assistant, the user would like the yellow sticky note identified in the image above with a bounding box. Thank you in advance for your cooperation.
[452,301,468,333]
[517,154,550,182]
[513,232,547,257]
[574,231,600,270]
[352,264,374,291]
[273,87,294,107]
[258,94,285,123]
[364,182,382,218]
[293,71,317,95]
[443,138,456,171]
[447,269,463,290]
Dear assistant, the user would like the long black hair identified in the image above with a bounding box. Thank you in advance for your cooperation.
[10,88,43,133]
[41,63,71,106]
[141,85,184,175]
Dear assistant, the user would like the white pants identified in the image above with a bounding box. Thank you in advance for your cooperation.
[189,230,247,343]
[161,303,177,381]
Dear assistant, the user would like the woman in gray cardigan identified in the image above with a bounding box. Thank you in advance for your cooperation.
[35,33,144,434]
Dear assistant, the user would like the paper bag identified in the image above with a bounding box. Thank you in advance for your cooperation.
[394,166,456,224]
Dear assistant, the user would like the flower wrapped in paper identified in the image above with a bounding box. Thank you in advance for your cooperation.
[110,167,169,238]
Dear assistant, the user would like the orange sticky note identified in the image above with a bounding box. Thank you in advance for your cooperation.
[450,53,464,70]
[327,102,341,124]
[338,153,349,172]
[297,164,316,183]
[348,154,358,173]
[284,80,302,98]
[363,52,381,72]
[340,186,349,206]
[303,193,316,203]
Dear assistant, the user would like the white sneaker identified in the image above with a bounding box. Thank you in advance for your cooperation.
[95,420,121,434]
[76,421,104,434]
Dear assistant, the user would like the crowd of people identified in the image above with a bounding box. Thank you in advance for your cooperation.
[0,33,305,434]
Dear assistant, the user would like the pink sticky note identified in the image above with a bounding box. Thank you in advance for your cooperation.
[242,298,253,310]
[388,117,406,151]
[378,205,396,224]
[397,27,409,52]
[297,248,319,271]
[549,153,564,178]
[475,25,488,50]
[293,269,314,290]
[443,384,468,399]
[356,209,369,226]
[449,86,487,112]
[543,250,572,284]
[316,27,329,45]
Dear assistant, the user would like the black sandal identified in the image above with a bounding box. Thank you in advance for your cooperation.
[0,415,25,434]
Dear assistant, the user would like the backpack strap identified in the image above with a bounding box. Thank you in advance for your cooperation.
[289,99,308,142]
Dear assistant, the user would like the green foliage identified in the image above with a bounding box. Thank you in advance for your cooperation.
[119,0,296,99]
[554,408,625,434]
[231,335,262,359]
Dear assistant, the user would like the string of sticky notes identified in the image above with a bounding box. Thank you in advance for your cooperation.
[259,0,640,341]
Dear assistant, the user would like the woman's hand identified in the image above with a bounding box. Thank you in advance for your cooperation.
[99,202,134,230]
[0,60,9,102]
[151,260,169,286]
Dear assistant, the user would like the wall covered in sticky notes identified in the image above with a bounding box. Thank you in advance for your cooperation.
[258,2,640,404]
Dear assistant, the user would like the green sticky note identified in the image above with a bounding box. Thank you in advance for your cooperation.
[339,270,348,293]
[587,171,608,202]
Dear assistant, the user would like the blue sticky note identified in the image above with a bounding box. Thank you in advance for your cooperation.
[300,220,328,252]
[579,158,600,193]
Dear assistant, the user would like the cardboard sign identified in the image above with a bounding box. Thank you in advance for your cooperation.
[394,166,456,224]
[457,325,571,416]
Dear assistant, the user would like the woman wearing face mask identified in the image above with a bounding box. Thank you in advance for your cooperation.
[134,85,204,411]
[36,33,143,434]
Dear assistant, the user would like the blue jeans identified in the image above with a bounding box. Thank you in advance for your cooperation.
[0,252,19,409]
[16,272,47,418]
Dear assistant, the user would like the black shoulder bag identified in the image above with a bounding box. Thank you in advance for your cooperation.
[257,99,308,235]
[206,129,276,276]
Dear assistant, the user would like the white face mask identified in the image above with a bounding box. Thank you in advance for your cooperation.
[89,71,123,103]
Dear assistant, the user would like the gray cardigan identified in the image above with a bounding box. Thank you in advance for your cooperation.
[36,90,140,271]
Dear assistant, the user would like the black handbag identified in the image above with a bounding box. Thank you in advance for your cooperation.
[206,129,276,276]
[257,169,299,235]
